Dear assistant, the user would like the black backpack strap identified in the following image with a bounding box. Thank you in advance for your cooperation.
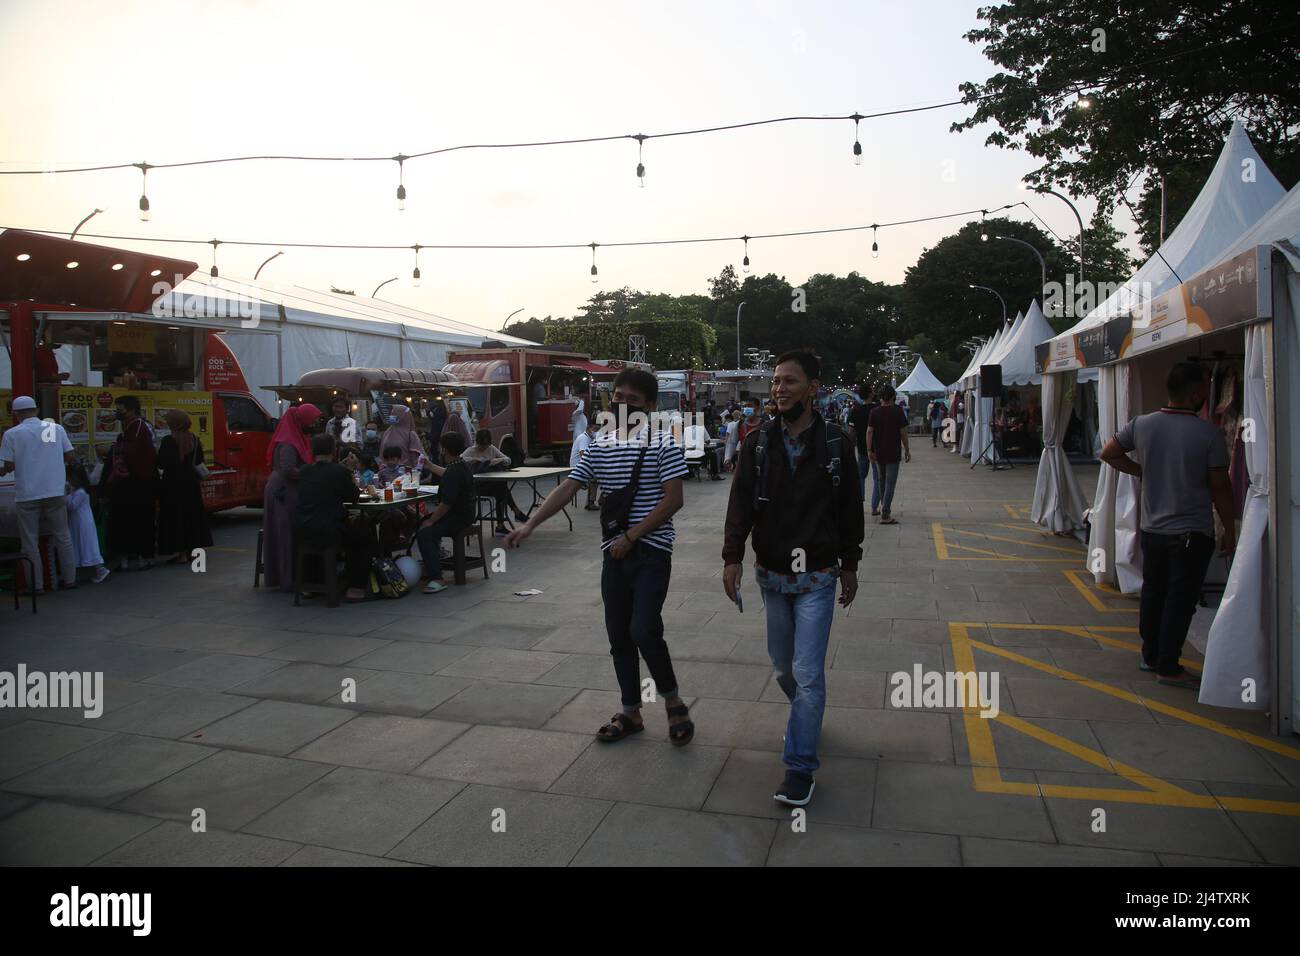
[752,424,773,512]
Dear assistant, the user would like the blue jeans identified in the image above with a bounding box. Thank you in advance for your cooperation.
[872,461,900,516]
[764,583,836,776]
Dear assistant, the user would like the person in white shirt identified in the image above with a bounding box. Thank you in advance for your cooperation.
[66,464,110,583]
[323,397,359,447]
[0,396,78,592]
[570,419,599,509]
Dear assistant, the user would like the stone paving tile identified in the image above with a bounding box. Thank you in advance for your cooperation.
[243,765,463,856]
[959,835,1157,866]
[95,691,259,739]
[230,662,383,705]
[389,784,611,866]
[951,715,1112,774]
[571,803,775,866]
[550,739,730,810]
[343,672,475,716]
[873,761,1055,842]
[411,725,591,790]
[0,720,115,781]
[93,820,301,867]
[1087,721,1285,786]
[440,623,555,650]
[999,677,1155,722]
[0,801,161,866]
[0,790,33,820]
[437,646,569,683]
[117,749,333,830]
[533,653,622,692]
[262,634,394,665]
[5,734,214,805]
[192,699,355,755]
[703,748,877,827]
[143,653,289,692]
[281,845,423,866]
[767,822,960,866]
[348,641,476,675]
[670,660,771,701]
[431,680,578,728]
[294,714,471,774]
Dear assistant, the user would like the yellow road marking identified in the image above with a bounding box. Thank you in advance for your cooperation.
[948,622,1300,816]
[944,526,1084,555]
[1064,568,1139,613]
[932,521,950,560]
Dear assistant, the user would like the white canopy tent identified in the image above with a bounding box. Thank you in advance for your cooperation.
[896,355,948,396]
[1034,121,1286,546]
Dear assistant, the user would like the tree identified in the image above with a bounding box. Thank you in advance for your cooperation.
[1059,207,1139,289]
[899,218,1063,352]
[952,1,1300,243]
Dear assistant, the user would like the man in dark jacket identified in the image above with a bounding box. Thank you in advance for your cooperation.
[722,351,864,807]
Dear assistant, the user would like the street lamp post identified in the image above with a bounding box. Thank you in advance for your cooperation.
[735,301,747,368]
[968,284,1007,326]
[993,235,1047,301]
[1029,185,1084,282]
[501,307,524,332]
[371,277,399,298]
[69,208,104,240]
[254,251,283,281]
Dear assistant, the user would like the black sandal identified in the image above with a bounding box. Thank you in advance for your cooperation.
[666,703,695,747]
[596,713,644,742]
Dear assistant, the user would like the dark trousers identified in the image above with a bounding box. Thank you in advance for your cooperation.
[1139,530,1215,676]
[300,520,375,590]
[601,543,679,708]
[416,515,465,581]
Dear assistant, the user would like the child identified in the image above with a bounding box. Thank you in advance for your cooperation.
[66,465,110,584]
[375,445,407,486]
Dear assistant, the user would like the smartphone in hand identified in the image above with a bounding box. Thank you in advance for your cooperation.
[734,586,743,614]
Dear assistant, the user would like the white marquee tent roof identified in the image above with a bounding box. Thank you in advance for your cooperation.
[986,299,1054,387]
[897,355,949,394]
[1219,180,1300,269]
[1044,120,1284,350]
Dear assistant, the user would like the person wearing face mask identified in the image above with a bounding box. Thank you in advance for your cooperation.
[505,368,694,747]
[415,431,477,594]
[722,351,863,807]
[323,397,359,449]
[1100,361,1236,690]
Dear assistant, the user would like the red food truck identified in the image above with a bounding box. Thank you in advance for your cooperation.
[444,346,598,461]
[1,229,276,513]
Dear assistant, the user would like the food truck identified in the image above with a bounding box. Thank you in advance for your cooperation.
[654,369,718,415]
[1,229,277,512]
[264,366,469,441]
[444,346,599,461]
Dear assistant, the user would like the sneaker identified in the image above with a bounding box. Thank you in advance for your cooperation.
[92,566,111,584]
[774,771,815,807]
[423,579,448,594]
[870,509,880,516]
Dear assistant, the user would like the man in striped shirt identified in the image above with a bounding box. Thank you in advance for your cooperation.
[504,369,695,746]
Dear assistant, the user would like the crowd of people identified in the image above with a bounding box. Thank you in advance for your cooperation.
[0,393,212,592]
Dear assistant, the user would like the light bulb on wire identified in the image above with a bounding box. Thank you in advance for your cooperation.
[741,235,750,274]
[871,225,879,259]
[589,242,599,284]
[395,155,407,211]
[851,113,863,166]
[634,134,647,188]
[209,240,221,278]
[137,162,151,222]
[412,244,422,287]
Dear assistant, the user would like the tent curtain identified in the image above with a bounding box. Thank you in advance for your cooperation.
[1088,366,1119,586]
[959,389,975,455]
[1031,370,1088,533]
[1114,363,1144,593]
[969,396,993,464]
[1200,321,1272,709]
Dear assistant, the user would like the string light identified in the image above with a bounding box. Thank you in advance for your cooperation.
[871,224,879,258]
[209,239,220,278]
[741,235,750,273]
[589,242,599,283]
[851,113,863,166]
[411,244,421,287]
[395,154,407,211]
[634,134,646,188]
[136,162,151,221]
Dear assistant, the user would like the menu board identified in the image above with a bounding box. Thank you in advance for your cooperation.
[57,387,214,464]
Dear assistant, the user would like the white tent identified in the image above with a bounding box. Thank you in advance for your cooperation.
[1044,120,1284,351]
[967,321,1011,463]
[1197,181,1300,720]
[168,276,537,412]
[1034,121,1286,546]
[986,300,1053,386]
[897,356,948,395]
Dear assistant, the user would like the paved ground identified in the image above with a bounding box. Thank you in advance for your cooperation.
[3,439,1299,866]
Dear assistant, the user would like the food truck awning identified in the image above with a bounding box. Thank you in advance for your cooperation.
[556,360,626,376]
[441,359,517,384]
[0,229,198,313]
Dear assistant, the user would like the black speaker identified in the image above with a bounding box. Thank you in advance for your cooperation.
[979,364,1003,398]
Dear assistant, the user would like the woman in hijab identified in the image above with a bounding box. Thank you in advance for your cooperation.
[427,398,449,448]
[379,404,426,468]
[262,403,321,591]
[443,401,473,448]
[157,410,213,563]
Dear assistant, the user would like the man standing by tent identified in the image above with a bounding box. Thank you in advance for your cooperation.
[723,351,863,806]
[866,385,910,524]
[1100,362,1236,690]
